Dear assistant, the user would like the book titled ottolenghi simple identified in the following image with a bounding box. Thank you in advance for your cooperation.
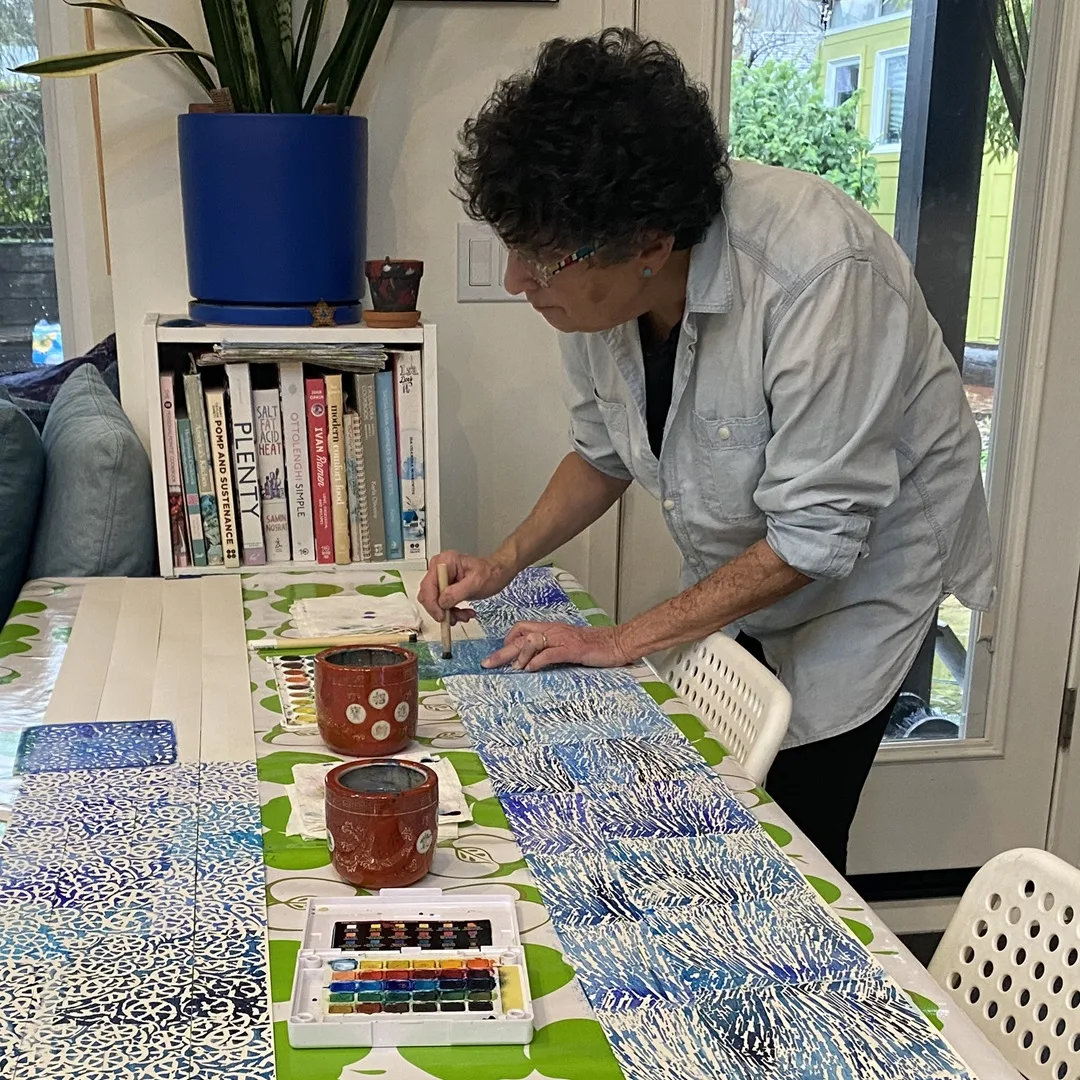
[225,363,266,566]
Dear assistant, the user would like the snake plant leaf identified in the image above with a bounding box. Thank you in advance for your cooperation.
[14,46,213,78]
[307,0,389,112]
[294,0,327,95]
[230,0,268,112]
[276,0,293,68]
[196,0,239,108]
[64,0,217,94]
[335,0,394,113]
[247,0,300,112]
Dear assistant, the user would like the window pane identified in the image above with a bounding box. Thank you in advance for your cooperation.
[0,0,61,374]
[830,1,879,30]
[882,53,907,143]
[834,61,859,105]
[881,0,913,14]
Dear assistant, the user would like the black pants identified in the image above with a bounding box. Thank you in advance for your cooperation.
[737,634,896,876]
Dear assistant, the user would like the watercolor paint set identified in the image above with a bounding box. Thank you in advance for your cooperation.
[271,654,319,730]
[288,889,534,1048]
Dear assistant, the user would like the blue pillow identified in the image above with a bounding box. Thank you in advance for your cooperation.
[0,388,46,623]
[29,364,155,578]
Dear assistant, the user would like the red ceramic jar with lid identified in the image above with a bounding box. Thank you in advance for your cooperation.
[325,759,438,887]
[314,645,418,756]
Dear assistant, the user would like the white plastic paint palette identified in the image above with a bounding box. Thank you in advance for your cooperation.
[287,889,534,1048]
[272,654,319,731]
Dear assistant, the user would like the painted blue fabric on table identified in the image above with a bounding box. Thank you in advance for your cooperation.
[445,667,672,745]
[0,760,273,1077]
[645,893,877,991]
[586,775,759,839]
[471,566,590,639]
[13,719,176,775]
[441,577,975,1080]
[606,831,806,908]
[406,638,509,680]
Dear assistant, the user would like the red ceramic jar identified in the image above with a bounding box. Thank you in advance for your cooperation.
[325,759,438,887]
[315,645,418,757]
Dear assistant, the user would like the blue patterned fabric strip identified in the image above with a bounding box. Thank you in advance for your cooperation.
[13,720,177,775]
[0,760,272,1080]
[441,567,973,1080]
[470,566,590,639]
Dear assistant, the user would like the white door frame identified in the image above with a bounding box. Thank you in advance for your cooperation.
[627,0,1080,874]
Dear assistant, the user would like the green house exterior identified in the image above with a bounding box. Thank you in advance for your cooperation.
[820,11,1016,346]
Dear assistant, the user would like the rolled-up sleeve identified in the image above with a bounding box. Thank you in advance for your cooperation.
[559,334,634,481]
[756,256,907,580]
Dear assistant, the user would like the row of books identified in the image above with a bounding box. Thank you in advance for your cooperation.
[159,353,425,569]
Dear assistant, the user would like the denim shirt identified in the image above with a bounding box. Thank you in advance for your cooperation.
[561,160,994,748]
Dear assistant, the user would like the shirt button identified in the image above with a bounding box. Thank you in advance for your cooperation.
[718,426,732,441]
[662,498,675,511]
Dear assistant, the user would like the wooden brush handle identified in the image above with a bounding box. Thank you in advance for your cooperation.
[437,563,453,659]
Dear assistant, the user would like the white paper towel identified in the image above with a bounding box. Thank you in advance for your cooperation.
[285,750,470,842]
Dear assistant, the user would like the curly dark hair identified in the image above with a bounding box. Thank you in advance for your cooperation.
[455,28,730,261]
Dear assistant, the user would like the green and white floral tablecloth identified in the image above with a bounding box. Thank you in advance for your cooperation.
[0,571,1016,1080]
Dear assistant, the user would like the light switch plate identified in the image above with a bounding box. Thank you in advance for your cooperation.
[457,222,524,302]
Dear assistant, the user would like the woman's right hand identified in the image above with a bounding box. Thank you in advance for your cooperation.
[417,550,516,625]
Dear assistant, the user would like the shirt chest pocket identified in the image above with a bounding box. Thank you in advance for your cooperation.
[691,408,771,524]
[593,393,633,470]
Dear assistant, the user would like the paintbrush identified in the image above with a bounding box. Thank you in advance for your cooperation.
[249,631,416,651]
[437,563,453,659]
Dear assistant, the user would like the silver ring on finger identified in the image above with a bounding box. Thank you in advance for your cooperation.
[541,633,548,649]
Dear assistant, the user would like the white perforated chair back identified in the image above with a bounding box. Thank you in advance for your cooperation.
[659,631,791,783]
[930,848,1080,1080]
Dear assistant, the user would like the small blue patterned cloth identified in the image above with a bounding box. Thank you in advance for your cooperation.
[13,720,177,775]
[407,638,510,681]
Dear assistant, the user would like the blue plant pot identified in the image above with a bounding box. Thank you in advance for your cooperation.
[178,113,367,325]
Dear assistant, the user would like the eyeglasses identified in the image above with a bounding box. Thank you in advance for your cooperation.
[514,245,596,288]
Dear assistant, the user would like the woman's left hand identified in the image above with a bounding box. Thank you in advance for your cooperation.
[482,621,632,672]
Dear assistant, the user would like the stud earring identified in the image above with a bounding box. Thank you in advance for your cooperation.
[642,267,653,278]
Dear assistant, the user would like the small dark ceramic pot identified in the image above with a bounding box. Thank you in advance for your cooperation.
[314,645,418,757]
[364,258,424,312]
[325,759,438,887]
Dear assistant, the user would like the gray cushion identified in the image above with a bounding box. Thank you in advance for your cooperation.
[29,364,155,578]
[0,387,46,622]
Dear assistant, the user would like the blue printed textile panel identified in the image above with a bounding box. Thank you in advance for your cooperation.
[0,760,273,1080]
[441,567,972,1080]
[13,720,177,775]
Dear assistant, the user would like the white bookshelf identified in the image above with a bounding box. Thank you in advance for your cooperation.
[144,314,440,579]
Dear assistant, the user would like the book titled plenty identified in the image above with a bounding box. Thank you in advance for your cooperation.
[225,363,266,566]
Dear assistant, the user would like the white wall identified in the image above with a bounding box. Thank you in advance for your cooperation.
[93,0,618,606]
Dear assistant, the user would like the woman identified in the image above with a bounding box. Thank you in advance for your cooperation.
[418,29,992,873]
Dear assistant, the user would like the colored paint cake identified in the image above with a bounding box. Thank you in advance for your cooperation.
[322,956,502,1015]
[272,654,319,730]
[332,918,494,951]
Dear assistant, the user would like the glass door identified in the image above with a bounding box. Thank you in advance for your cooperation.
[628,0,1080,879]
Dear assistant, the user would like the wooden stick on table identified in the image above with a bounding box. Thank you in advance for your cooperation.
[437,564,453,659]
[248,632,416,651]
